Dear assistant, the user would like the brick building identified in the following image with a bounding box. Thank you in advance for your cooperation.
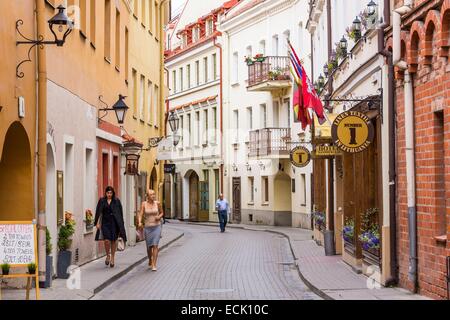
[386,0,449,299]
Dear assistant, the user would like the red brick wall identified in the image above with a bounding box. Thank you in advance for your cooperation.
[393,3,450,299]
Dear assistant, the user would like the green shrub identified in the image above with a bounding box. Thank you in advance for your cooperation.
[46,227,52,256]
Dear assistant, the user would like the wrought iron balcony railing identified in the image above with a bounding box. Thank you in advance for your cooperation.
[249,128,291,157]
[247,56,291,88]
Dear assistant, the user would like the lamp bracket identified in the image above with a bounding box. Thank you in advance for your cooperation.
[98,95,112,123]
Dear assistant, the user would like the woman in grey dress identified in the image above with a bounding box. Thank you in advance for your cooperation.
[138,189,164,271]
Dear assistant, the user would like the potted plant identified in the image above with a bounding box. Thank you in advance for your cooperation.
[27,262,37,275]
[1,263,11,275]
[44,227,53,288]
[268,69,281,80]
[244,56,254,66]
[253,53,265,62]
[342,217,355,243]
[57,211,76,279]
[359,208,381,266]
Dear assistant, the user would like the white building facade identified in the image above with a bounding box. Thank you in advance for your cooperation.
[161,1,238,222]
[219,0,313,228]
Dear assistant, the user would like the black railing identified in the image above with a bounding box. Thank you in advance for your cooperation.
[247,56,291,87]
[249,128,291,157]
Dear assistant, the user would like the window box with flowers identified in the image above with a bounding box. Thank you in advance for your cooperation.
[244,56,254,66]
[253,53,266,62]
[359,208,381,267]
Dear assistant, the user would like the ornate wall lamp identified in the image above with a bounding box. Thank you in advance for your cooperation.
[98,95,129,125]
[147,111,181,148]
[16,5,74,78]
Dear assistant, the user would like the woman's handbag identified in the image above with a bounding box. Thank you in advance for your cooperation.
[117,237,125,251]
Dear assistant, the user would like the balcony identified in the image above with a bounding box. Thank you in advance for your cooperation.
[247,56,292,92]
[249,128,291,159]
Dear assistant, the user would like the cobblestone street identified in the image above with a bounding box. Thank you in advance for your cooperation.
[93,223,320,300]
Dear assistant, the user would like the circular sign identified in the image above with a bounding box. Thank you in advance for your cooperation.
[331,111,374,153]
[290,146,311,168]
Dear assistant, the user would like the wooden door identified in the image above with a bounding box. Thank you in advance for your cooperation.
[232,177,241,222]
[189,172,199,221]
[175,173,183,219]
[164,173,172,218]
[199,181,209,222]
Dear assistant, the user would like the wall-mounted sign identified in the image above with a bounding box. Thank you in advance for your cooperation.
[290,146,311,168]
[314,145,341,158]
[331,111,374,153]
[125,154,140,175]
[164,164,176,174]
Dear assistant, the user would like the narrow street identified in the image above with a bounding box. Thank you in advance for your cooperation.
[92,223,320,300]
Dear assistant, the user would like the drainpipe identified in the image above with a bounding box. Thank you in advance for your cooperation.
[36,0,48,285]
[213,37,224,194]
[378,0,398,286]
[392,0,417,291]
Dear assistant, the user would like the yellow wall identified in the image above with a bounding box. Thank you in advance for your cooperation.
[126,0,170,198]
[0,1,37,221]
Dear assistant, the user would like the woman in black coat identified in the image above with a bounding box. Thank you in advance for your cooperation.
[94,186,127,268]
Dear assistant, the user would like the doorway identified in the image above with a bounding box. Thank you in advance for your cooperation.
[189,171,199,221]
[232,177,241,223]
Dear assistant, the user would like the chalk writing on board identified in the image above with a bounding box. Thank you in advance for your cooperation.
[0,224,35,265]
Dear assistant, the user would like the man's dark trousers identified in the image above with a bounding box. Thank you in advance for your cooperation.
[218,210,228,232]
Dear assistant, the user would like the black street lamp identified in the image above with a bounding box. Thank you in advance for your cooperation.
[168,111,180,133]
[98,95,129,125]
[367,0,377,16]
[323,63,329,77]
[353,16,362,40]
[340,35,348,55]
[16,5,74,78]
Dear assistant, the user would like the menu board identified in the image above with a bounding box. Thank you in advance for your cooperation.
[0,223,36,265]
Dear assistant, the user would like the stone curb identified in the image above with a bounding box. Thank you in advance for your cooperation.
[185,221,333,300]
[90,231,185,296]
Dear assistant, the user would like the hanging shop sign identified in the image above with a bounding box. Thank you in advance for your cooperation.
[290,146,311,168]
[331,111,374,153]
[313,144,342,158]
[125,154,140,175]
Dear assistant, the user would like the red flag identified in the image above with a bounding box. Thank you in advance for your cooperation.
[301,65,326,125]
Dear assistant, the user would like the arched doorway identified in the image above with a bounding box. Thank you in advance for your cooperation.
[274,171,292,226]
[150,167,157,191]
[46,143,58,269]
[188,171,199,221]
[0,122,33,221]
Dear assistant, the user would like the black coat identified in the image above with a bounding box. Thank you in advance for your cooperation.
[94,197,127,242]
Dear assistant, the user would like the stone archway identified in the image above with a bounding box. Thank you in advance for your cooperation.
[150,167,158,191]
[46,142,58,269]
[274,171,292,226]
[0,122,33,221]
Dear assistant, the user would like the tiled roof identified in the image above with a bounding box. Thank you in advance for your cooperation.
[170,95,218,111]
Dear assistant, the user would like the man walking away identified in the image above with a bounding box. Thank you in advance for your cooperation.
[216,193,230,233]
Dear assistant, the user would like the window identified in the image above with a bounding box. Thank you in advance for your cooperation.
[195,61,200,86]
[249,177,254,203]
[212,107,217,143]
[298,22,303,54]
[132,69,137,116]
[259,40,266,55]
[195,111,200,146]
[65,142,74,213]
[283,30,290,56]
[115,9,120,69]
[84,147,94,218]
[260,104,267,128]
[154,85,159,127]
[147,80,153,124]
[292,178,296,193]
[172,70,177,93]
[193,27,200,42]
[246,45,252,59]
[113,155,119,194]
[272,35,279,56]
[187,64,191,88]
[233,110,239,142]
[207,19,214,35]
[141,0,146,25]
[179,115,184,146]
[125,27,129,81]
[247,107,253,130]
[214,169,220,201]
[204,109,208,144]
[187,113,192,146]
[80,0,87,35]
[139,75,145,120]
[262,177,269,203]
[90,0,96,44]
[203,57,208,83]
[149,0,154,34]
[102,153,109,195]
[155,1,159,39]
[179,67,184,91]
[212,54,217,79]
[285,98,291,126]
[232,52,238,84]
[300,174,306,206]
[104,0,112,60]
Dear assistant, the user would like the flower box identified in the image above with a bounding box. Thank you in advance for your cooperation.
[344,239,356,257]
[362,247,381,267]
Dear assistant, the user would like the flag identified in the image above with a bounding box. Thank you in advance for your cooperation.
[288,41,326,127]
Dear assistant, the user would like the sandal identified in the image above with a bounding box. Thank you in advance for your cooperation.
[105,255,110,266]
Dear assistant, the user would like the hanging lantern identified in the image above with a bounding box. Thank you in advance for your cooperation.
[123,141,143,175]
